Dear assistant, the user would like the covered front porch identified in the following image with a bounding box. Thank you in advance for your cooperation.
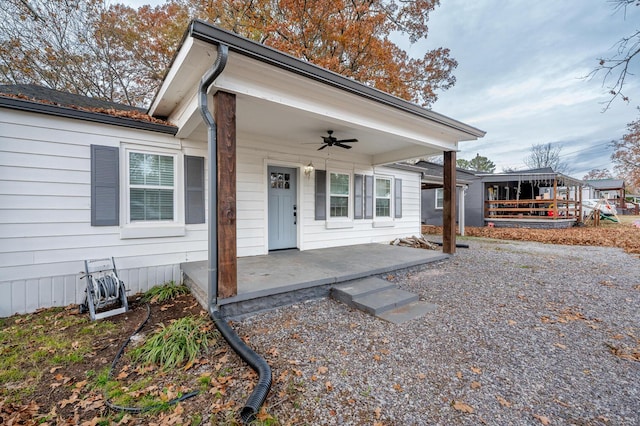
[479,169,584,229]
[182,243,448,318]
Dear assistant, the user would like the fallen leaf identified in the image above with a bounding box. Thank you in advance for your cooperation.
[374,407,382,419]
[508,320,517,326]
[470,367,482,374]
[470,381,481,389]
[456,371,463,379]
[325,381,333,391]
[256,407,273,421]
[554,343,567,350]
[533,414,551,425]
[452,400,474,413]
[393,383,403,392]
[49,366,62,374]
[317,366,328,374]
[417,373,427,380]
[497,396,512,407]
[373,354,381,361]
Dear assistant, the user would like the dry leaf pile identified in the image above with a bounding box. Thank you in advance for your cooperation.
[422,223,640,254]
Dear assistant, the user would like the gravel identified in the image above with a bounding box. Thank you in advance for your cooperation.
[231,238,640,425]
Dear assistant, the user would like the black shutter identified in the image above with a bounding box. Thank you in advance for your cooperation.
[364,175,374,219]
[91,145,119,226]
[394,178,403,218]
[185,155,205,224]
[354,174,364,219]
[315,170,326,220]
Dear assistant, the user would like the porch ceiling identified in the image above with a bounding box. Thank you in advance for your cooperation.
[187,94,446,163]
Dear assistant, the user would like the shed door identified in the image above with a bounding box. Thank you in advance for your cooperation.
[268,166,297,250]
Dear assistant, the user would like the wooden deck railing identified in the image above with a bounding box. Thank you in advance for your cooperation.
[484,199,581,220]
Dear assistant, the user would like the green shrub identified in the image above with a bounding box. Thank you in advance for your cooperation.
[143,281,190,303]
[129,316,215,369]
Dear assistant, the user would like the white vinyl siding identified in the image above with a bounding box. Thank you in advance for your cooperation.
[329,172,350,218]
[0,110,206,316]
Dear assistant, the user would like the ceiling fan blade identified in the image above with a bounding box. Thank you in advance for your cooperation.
[335,143,352,149]
[317,144,328,150]
[337,138,358,143]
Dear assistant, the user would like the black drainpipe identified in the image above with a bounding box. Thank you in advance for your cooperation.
[198,44,272,424]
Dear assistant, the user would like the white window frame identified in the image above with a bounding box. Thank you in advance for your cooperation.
[374,176,393,219]
[435,187,444,210]
[120,145,185,239]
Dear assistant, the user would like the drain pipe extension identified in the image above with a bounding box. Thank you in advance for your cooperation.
[199,44,272,424]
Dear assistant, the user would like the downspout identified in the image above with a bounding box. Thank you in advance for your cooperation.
[198,44,272,424]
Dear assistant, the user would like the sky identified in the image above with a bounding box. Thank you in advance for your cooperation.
[403,0,640,177]
[119,0,639,178]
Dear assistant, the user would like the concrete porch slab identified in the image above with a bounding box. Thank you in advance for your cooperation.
[182,243,448,318]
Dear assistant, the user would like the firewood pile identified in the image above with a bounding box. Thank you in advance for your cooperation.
[390,235,438,250]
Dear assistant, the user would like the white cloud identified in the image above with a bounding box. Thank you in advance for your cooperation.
[415,0,640,177]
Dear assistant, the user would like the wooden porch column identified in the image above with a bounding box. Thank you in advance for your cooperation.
[443,151,456,254]
[214,91,237,298]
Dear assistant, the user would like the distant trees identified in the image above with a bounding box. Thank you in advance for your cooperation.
[456,153,496,172]
[589,0,639,110]
[582,169,614,180]
[0,0,186,106]
[524,143,568,173]
[612,117,640,192]
[0,0,458,108]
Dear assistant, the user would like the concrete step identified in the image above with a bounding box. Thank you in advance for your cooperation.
[351,288,419,316]
[377,301,438,324]
[331,277,395,305]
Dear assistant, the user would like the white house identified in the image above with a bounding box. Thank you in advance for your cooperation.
[0,20,484,317]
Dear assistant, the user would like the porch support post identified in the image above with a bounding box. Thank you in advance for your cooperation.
[458,185,466,236]
[443,151,456,254]
[214,91,237,298]
[552,177,558,219]
[578,184,583,223]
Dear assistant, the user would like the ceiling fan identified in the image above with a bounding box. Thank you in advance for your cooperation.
[318,130,358,150]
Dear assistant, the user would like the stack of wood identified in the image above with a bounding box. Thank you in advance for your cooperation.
[390,235,438,250]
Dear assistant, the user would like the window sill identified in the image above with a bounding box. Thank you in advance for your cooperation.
[120,224,186,239]
[372,220,395,228]
[325,221,354,229]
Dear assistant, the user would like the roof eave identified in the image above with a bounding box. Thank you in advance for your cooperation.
[0,96,178,135]
[188,20,485,140]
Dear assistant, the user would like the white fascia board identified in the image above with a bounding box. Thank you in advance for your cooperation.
[213,53,466,148]
[171,90,202,138]
[148,37,196,116]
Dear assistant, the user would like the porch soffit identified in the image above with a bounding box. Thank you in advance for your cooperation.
[150,33,484,165]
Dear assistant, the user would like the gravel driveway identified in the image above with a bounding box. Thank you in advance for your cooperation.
[232,238,640,425]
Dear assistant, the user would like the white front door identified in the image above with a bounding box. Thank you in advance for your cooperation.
[268,166,297,250]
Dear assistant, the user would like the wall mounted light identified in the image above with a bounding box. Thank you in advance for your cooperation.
[304,162,314,177]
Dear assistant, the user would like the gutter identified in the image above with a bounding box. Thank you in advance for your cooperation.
[198,44,272,424]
